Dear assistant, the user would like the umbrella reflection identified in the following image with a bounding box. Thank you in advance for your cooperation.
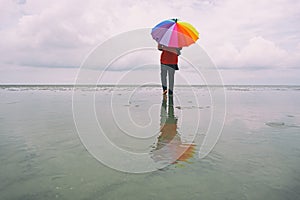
[151,95,196,165]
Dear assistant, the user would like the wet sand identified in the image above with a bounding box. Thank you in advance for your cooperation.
[0,85,300,199]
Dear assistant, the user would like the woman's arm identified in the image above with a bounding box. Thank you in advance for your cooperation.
[163,46,182,55]
[158,44,182,55]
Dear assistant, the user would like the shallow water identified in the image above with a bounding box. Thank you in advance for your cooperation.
[0,85,300,200]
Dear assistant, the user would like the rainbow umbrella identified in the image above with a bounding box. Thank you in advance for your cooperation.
[151,18,199,48]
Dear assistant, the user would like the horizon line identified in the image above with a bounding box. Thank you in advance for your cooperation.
[1,84,300,87]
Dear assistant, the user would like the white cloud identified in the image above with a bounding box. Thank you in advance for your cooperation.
[213,42,240,68]
[237,36,288,67]
[0,0,299,84]
[212,36,300,69]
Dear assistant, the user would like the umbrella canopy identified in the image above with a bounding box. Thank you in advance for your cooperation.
[151,18,199,48]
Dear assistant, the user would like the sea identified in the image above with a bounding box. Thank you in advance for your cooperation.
[0,85,299,200]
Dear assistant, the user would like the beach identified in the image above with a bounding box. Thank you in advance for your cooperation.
[0,85,299,200]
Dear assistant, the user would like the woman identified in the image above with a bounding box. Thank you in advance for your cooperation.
[158,44,182,95]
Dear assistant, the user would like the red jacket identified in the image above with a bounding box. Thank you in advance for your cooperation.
[161,50,178,65]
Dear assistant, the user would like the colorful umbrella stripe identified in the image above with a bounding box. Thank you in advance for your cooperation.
[151,19,199,48]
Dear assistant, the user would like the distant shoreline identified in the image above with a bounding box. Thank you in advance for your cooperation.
[0,84,300,88]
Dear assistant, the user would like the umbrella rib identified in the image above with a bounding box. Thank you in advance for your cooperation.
[177,25,195,46]
[178,22,199,41]
[151,19,199,47]
[169,23,179,47]
[160,23,176,46]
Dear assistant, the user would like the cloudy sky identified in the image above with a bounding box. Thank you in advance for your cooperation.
[0,0,300,84]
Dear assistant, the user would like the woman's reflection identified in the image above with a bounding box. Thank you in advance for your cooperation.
[151,95,196,165]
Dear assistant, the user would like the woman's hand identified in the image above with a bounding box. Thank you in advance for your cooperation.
[158,44,163,51]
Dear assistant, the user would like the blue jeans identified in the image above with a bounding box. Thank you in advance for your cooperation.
[161,64,175,94]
